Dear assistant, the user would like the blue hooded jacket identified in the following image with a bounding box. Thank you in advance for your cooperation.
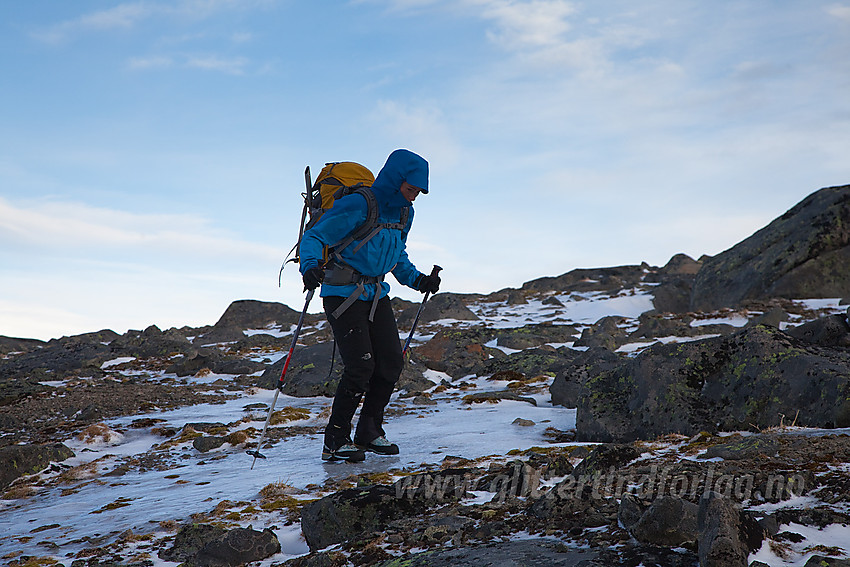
[299,149,429,302]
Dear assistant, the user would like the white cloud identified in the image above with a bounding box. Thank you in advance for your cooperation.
[126,54,251,74]
[475,0,577,49]
[231,31,254,43]
[827,3,850,23]
[370,100,462,169]
[186,55,250,75]
[74,2,154,30]
[0,197,281,263]
[31,2,158,43]
[30,0,273,43]
[0,196,300,340]
[127,55,175,70]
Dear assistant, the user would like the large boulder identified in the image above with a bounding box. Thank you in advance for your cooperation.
[159,523,228,563]
[193,526,280,567]
[301,476,459,551]
[212,299,300,330]
[573,316,629,350]
[576,325,850,442]
[166,349,266,377]
[257,341,342,397]
[396,293,480,328]
[0,443,75,489]
[196,299,303,344]
[472,347,578,381]
[786,314,850,348]
[490,324,578,351]
[550,347,620,408]
[691,185,850,310]
[414,328,496,378]
[648,253,704,314]
[258,340,434,397]
[697,492,764,567]
[629,496,699,547]
[159,523,280,566]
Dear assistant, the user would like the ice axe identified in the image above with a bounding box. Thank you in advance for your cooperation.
[248,288,315,469]
[402,265,442,356]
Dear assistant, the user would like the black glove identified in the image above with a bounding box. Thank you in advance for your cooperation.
[302,267,324,290]
[415,272,441,294]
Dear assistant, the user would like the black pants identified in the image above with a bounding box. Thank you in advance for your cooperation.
[323,295,403,448]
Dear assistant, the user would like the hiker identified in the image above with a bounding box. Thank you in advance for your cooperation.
[298,149,441,462]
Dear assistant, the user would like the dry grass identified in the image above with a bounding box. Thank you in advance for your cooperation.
[76,423,120,444]
[58,458,108,483]
[270,406,311,425]
[2,485,36,500]
[225,430,251,445]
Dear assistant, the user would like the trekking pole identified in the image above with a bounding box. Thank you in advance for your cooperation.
[278,166,313,286]
[403,265,442,356]
[248,288,315,469]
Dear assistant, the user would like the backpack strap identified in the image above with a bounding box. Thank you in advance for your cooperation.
[329,187,409,258]
[324,187,410,321]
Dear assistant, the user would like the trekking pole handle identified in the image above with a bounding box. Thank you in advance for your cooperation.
[403,265,442,356]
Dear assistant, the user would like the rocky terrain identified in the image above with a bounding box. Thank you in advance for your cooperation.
[1,183,849,567]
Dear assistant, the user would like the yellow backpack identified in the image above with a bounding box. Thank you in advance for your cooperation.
[281,162,376,278]
[308,162,375,229]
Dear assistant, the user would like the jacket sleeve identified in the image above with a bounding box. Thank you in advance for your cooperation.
[391,209,422,289]
[299,194,369,274]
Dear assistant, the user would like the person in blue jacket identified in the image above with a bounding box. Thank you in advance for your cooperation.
[299,149,441,462]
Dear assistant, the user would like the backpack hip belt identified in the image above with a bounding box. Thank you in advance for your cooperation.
[325,260,386,322]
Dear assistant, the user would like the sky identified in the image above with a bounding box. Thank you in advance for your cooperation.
[1,1,849,341]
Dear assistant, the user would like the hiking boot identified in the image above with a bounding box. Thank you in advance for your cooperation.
[355,435,399,455]
[321,442,366,462]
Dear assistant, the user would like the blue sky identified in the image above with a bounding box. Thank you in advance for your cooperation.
[2,1,849,340]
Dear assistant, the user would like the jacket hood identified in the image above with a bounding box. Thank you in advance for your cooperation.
[371,149,429,208]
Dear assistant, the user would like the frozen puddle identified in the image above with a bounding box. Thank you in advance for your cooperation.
[0,384,575,558]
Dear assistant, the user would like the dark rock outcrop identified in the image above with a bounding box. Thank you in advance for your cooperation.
[0,336,46,355]
[166,349,265,377]
[211,299,300,331]
[649,253,704,313]
[697,492,755,567]
[629,495,699,546]
[0,334,112,384]
[159,523,279,566]
[373,539,597,566]
[193,526,281,567]
[301,479,457,551]
[490,324,578,351]
[415,328,495,378]
[573,316,629,350]
[473,346,577,381]
[397,293,480,328]
[786,313,850,348]
[572,443,641,478]
[196,299,301,344]
[691,185,850,310]
[257,341,342,397]
[549,347,620,408]
[109,325,196,359]
[576,324,850,442]
[159,523,227,563]
[521,264,650,294]
[0,443,75,489]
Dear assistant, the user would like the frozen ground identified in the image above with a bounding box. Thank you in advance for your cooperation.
[1,289,848,565]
